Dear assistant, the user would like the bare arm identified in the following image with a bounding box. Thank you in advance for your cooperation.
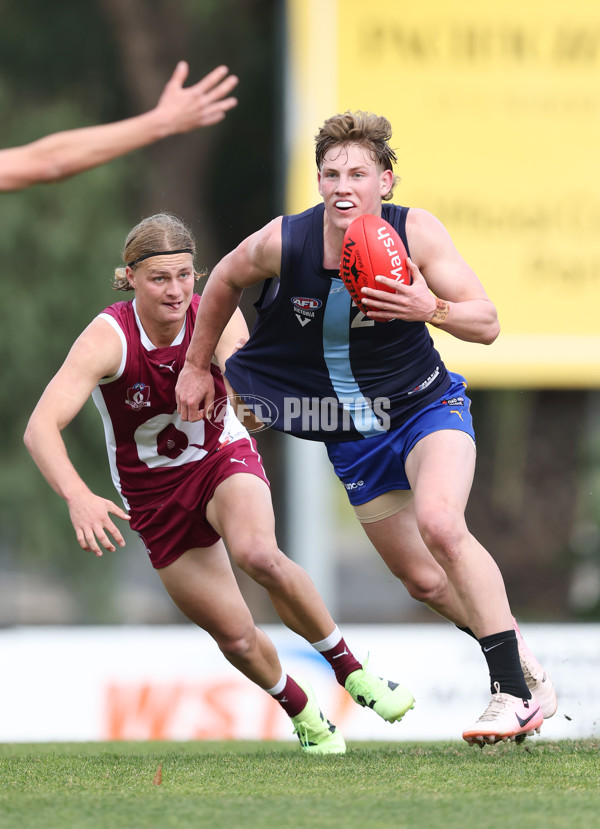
[0,62,238,191]
[213,307,264,432]
[176,217,283,422]
[214,307,250,371]
[23,318,130,555]
[361,208,500,344]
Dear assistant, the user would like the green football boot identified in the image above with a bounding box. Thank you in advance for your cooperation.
[345,665,415,723]
[291,681,346,755]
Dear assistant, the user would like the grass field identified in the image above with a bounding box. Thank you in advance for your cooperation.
[1,739,598,829]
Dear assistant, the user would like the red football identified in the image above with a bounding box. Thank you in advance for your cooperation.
[340,214,410,314]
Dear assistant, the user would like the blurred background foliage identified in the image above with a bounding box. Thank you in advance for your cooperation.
[0,0,598,625]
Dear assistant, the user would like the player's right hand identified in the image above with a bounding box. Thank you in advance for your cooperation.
[176,363,215,422]
[67,492,130,556]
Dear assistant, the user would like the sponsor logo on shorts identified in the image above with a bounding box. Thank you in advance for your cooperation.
[442,396,465,407]
[343,480,365,491]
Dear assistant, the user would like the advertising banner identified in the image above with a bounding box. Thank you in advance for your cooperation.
[285,0,600,386]
[0,624,596,742]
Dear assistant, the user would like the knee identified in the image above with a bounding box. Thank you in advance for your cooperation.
[403,570,449,604]
[419,510,469,565]
[382,549,449,604]
[230,537,283,584]
[217,626,257,662]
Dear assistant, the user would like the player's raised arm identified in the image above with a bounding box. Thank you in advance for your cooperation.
[0,62,238,191]
[176,217,282,422]
[23,319,131,555]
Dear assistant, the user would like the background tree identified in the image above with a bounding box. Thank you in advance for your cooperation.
[0,0,282,621]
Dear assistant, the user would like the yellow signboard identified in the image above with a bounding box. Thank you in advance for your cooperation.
[285,0,600,387]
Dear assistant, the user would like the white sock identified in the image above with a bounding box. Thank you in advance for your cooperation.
[311,625,342,652]
[266,673,287,696]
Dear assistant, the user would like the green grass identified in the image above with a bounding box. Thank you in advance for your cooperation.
[0,740,598,829]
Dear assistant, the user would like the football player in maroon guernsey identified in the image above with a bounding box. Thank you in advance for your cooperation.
[25,212,420,755]
[175,111,557,746]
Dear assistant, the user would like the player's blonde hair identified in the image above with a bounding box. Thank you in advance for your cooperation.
[314,111,400,200]
[112,212,204,291]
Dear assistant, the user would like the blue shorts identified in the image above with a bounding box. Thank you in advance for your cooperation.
[325,373,475,506]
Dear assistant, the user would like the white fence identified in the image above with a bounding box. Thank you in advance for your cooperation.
[0,623,596,742]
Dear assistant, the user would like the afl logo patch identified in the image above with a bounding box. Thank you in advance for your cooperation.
[291,296,322,311]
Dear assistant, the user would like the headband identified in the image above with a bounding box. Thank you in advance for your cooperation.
[127,248,194,267]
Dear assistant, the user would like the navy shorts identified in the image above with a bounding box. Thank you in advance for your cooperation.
[325,373,475,506]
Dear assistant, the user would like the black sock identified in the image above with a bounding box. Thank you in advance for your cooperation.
[479,629,530,699]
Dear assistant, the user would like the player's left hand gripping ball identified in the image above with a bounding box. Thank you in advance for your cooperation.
[340,215,411,314]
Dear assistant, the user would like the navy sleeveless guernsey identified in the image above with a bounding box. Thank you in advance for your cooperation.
[225,203,451,442]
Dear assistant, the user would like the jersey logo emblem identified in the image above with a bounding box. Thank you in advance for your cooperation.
[291,296,322,327]
[292,296,322,310]
[126,382,151,410]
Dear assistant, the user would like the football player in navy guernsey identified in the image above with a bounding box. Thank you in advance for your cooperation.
[24,212,419,755]
[175,111,558,746]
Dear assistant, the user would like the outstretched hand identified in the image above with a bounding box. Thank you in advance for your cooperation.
[360,257,437,322]
[157,62,239,134]
[67,492,131,557]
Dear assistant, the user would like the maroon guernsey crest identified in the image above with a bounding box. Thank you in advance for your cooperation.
[126,382,151,410]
